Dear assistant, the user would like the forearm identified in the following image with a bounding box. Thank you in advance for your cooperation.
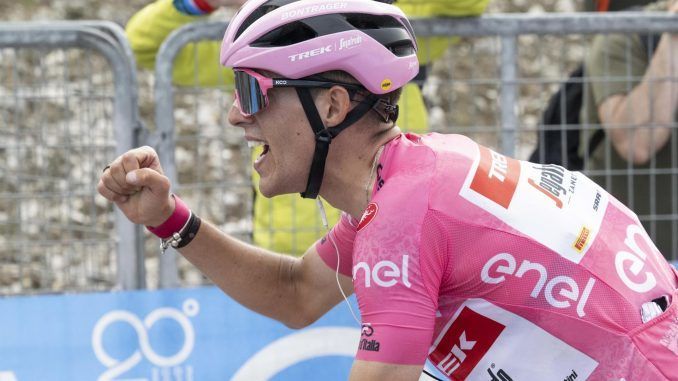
[176,219,310,327]
[349,360,423,381]
[602,33,678,163]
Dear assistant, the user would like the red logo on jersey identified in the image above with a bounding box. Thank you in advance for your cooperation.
[429,307,505,380]
[358,202,378,231]
[470,146,520,209]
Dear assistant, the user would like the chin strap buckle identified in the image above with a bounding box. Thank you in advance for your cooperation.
[315,129,333,144]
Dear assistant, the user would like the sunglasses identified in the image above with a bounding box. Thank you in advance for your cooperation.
[233,68,365,116]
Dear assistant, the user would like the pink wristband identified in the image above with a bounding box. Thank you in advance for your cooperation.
[147,195,191,239]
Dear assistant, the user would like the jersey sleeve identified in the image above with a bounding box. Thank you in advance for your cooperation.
[315,212,357,277]
[353,207,445,366]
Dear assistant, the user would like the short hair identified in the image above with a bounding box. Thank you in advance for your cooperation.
[311,70,403,124]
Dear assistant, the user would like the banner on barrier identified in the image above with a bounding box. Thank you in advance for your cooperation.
[0,286,360,381]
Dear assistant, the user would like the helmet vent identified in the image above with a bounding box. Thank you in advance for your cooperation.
[251,20,318,47]
[234,0,302,40]
[249,12,415,56]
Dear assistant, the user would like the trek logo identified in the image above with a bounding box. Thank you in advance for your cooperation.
[528,164,574,209]
[487,364,513,381]
[430,307,505,379]
[470,146,520,209]
[289,45,332,62]
[357,202,378,231]
[280,2,347,20]
[615,223,657,293]
[353,255,411,288]
[481,252,595,318]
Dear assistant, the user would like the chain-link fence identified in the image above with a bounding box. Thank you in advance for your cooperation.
[152,12,678,287]
[0,22,144,295]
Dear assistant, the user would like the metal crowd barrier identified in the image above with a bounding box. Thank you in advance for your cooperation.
[0,22,144,294]
[153,12,677,287]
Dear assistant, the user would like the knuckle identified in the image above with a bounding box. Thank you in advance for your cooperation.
[140,145,157,156]
[121,151,136,163]
[102,176,120,192]
[158,175,171,190]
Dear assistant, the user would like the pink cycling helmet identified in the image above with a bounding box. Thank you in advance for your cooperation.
[220,0,419,95]
[220,0,419,199]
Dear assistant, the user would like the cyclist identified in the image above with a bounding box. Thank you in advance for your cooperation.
[99,0,678,379]
[125,0,489,256]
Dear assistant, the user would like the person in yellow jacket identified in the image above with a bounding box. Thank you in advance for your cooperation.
[127,0,489,255]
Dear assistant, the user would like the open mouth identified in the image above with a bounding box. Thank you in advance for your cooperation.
[248,140,270,165]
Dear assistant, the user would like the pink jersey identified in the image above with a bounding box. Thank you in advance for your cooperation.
[316,133,678,380]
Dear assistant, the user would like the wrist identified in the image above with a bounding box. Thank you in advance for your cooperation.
[147,194,190,239]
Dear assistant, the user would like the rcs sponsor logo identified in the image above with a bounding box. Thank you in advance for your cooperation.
[480,252,595,318]
[430,307,505,379]
[358,324,380,352]
[470,146,520,209]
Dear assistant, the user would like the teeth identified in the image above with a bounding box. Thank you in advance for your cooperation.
[247,141,265,148]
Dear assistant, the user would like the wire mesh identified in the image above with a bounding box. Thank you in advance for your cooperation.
[0,45,119,294]
[152,13,677,286]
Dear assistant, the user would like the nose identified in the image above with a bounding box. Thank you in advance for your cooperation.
[227,100,253,127]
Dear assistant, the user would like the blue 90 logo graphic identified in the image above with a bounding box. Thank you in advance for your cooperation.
[91,299,199,381]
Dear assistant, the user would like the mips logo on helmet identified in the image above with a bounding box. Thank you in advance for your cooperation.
[92,299,200,381]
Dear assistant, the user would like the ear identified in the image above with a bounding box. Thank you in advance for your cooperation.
[317,85,352,128]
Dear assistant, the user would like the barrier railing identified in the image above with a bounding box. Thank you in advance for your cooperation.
[0,22,144,293]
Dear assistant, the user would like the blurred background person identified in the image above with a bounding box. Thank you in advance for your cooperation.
[579,0,677,260]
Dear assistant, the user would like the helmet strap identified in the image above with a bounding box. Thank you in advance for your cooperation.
[296,87,378,199]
